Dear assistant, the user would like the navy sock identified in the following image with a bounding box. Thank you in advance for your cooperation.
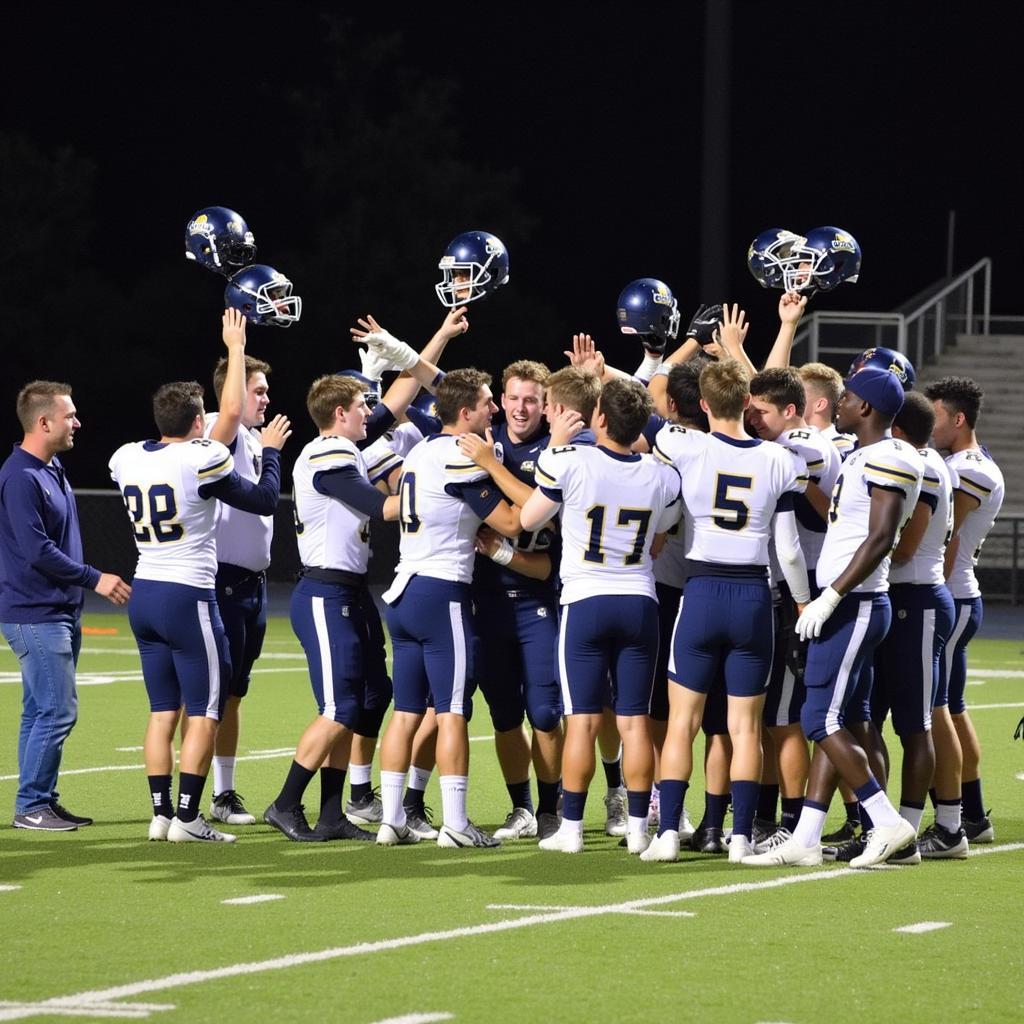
[176,772,207,824]
[537,779,561,816]
[843,799,860,824]
[602,757,623,790]
[350,780,371,802]
[700,791,730,831]
[756,783,779,822]
[276,760,316,810]
[318,767,346,825]
[730,780,759,839]
[148,774,173,820]
[506,779,534,813]
[961,778,985,820]
[403,786,425,815]
[658,780,688,835]
[562,789,587,822]
[859,805,874,831]
[780,796,803,833]
[627,789,650,819]
[928,787,938,808]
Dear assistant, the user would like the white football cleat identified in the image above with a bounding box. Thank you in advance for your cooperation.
[850,819,917,868]
[679,808,696,842]
[167,814,236,843]
[493,807,538,840]
[639,830,680,863]
[728,834,754,863]
[538,828,584,854]
[741,835,822,866]
[376,822,420,846]
[626,830,652,855]
[148,815,171,841]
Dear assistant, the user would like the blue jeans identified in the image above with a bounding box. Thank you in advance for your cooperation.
[1,620,81,814]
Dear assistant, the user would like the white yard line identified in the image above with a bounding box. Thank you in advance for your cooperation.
[892,921,952,934]
[221,895,285,906]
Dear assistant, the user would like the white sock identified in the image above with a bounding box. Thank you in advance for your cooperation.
[792,805,827,848]
[861,790,902,828]
[212,756,235,796]
[627,815,648,840]
[936,801,962,831]
[407,765,432,792]
[349,762,372,787]
[559,817,584,838]
[899,804,924,833]
[633,352,663,382]
[440,775,469,832]
[380,770,407,828]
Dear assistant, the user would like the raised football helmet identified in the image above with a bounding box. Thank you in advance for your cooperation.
[335,369,382,408]
[435,231,509,307]
[848,347,915,391]
[184,207,256,274]
[224,265,301,327]
[781,226,861,294]
[616,278,681,352]
[747,228,805,290]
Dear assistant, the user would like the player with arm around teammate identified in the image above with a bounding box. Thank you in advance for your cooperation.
[110,382,290,842]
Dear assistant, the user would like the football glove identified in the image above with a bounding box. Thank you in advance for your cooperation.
[685,303,723,347]
[361,328,420,371]
[795,586,842,642]
[357,345,395,382]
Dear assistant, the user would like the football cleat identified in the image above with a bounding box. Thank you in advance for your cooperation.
[690,825,727,854]
[405,807,439,840]
[640,830,680,862]
[821,819,860,844]
[604,787,628,837]
[167,814,237,843]
[536,812,561,841]
[148,815,172,841]
[647,786,660,830]
[751,817,778,848]
[626,830,652,855]
[344,789,383,825]
[376,822,420,846]
[679,808,696,842]
[728,835,755,863]
[313,816,375,841]
[211,790,257,825]
[263,802,325,843]
[753,827,794,856]
[493,807,538,840]
[538,828,584,854]
[888,840,921,865]
[822,834,867,863]
[741,835,822,867]
[918,823,969,859]
[437,821,501,849]
[963,813,994,844]
[849,819,917,868]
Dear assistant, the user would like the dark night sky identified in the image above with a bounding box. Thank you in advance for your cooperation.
[2,2,1021,485]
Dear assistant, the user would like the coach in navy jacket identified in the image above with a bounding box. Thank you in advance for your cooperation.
[0,381,131,831]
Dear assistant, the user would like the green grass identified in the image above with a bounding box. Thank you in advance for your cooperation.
[1,618,1022,1023]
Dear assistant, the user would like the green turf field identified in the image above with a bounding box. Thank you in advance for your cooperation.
[1,616,1021,1023]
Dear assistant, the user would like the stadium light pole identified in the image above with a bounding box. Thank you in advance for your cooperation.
[699,0,731,302]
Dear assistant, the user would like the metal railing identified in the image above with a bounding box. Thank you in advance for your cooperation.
[791,258,993,369]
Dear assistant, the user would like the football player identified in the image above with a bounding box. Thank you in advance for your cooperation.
[110,383,290,842]
[924,376,1005,850]
[798,362,856,462]
[523,379,682,855]
[743,367,923,868]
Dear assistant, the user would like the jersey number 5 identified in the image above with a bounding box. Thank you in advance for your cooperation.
[713,474,752,531]
[122,484,184,543]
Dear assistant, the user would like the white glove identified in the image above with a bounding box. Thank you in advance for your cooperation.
[362,328,419,372]
[357,345,394,382]
[795,586,842,641]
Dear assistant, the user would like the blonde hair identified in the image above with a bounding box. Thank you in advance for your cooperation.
[698,359,750,420]
[502,360,550,391]
[544,367,601,425]
[798,362,844,416]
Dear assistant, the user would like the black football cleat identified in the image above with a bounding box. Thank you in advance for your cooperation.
[263,802,326,842]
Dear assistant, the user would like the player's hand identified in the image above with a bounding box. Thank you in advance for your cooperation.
[717,303,750,357]
[685,304,723,347]
[794,586,842,641]
[564,333,605,377]
[548,408,584,447]
[650,533,667,560]
[352,316,420,371]
[221,308,247,350]
[260,414,292,451]
[458,427,498,469]
[438,305,469,341]
[350,314,386,342]
[474,525,503,557]
[779,291,807,326]
[95,573,131,606]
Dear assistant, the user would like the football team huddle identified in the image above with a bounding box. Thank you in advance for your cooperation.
[28,209,1011,868]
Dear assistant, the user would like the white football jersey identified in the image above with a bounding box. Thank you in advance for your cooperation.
[653,427,807,568]
[109,438,234,588]
[392,434,492,584]
[204,413,273,572]
[775,425,841,569]
[535,444,681,604]
[816,437,924,593]
[822,422,855,459]
[945,447,1005,599]
[890,446,954,586]
[652,516,690,590]
[292,435,373,574]
[361,422,425,488]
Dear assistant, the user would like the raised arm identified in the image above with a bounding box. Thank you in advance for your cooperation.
[209,309,247,446]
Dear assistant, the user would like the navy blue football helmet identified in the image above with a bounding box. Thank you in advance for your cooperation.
[782,226,862,294]
[747,228,804,290]
[848,347,915,391]
[616,278,681,351]
[335,369,382,408]
[184,207,256,274]
[224,265,301,327]
[435,231,509,307]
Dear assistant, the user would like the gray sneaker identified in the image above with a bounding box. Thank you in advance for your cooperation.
[345,788,383,824]
[437,821,501,849]
[493,807,538,840]
[405,807,439,840]
[604,786,628,836]
[13,807,77,832]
